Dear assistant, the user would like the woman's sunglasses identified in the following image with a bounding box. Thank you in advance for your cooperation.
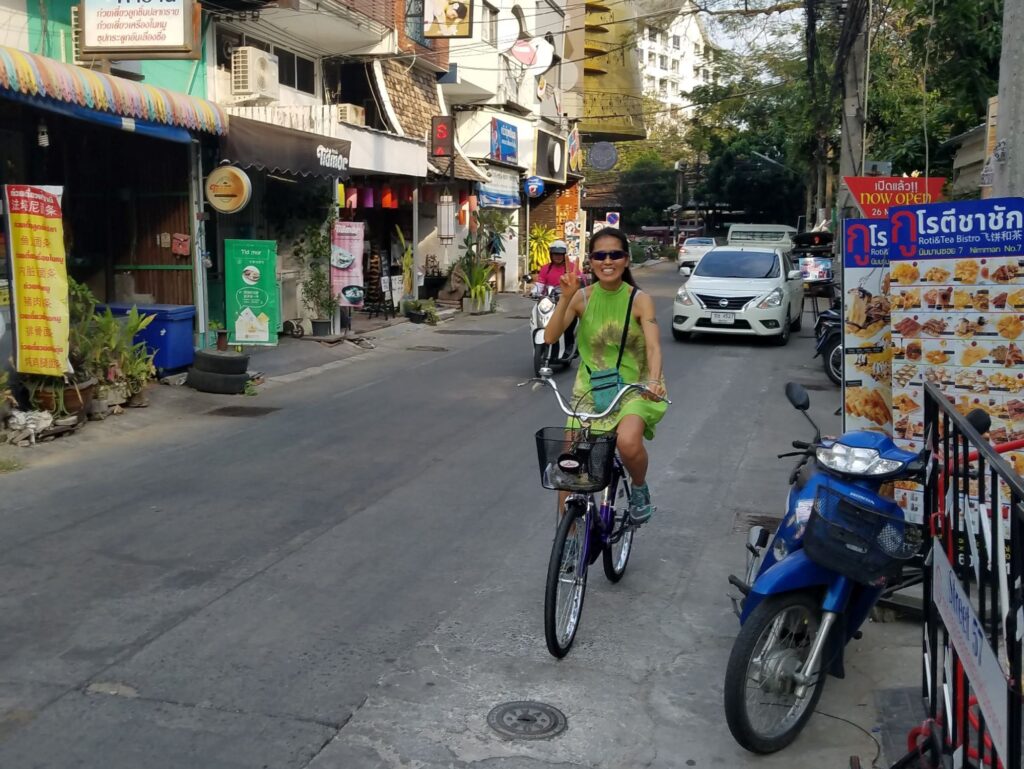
[590,250,628,262]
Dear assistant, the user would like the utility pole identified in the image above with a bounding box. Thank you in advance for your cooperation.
[836,0,869,220]
[993,0,1023,197]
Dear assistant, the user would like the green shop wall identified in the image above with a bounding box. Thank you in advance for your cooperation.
[25,0,209,97]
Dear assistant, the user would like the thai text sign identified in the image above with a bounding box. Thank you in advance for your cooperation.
[842,219,893,446]
[933,545,1008,762]
[845,176,945,219]
[489,118,518,164]
[331,221,365,307]
[889,198,1024,259]
[3,185,70,376]
[81,0,195,54]
[225,239,278,346]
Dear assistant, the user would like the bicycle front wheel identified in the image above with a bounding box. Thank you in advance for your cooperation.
[544,506,589,658]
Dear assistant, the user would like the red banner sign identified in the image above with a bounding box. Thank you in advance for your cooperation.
[844,176,946,219]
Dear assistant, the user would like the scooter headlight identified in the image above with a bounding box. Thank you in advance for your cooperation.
[675,287,695,306]
[538,297,554,313]
[816,443,904,476]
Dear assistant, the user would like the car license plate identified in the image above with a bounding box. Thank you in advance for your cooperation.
[711,312,734,325]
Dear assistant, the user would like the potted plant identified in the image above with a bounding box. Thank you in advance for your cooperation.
[395,225,416,302]
[528,224,556,274]
[294,217,339,337]
[403,298,439,325]
[0,369,14,423]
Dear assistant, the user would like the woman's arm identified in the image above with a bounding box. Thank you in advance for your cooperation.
[543,274,583,345]
[636,292,666,399]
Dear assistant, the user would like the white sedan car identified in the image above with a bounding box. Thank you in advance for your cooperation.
[672,246,805,345]
[677,237,716,269]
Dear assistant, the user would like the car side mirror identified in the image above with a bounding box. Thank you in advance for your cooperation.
[785,382,810,411]
[679,267,692,277]
[787,270,803,281]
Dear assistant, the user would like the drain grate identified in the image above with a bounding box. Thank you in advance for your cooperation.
[406,345,450,352]
[206,406,280,418]
[434,329,502,335]
[487,701,567,741]
[732,512,782,533]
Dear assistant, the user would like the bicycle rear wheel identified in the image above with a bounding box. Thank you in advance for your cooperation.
[544,503,589,658]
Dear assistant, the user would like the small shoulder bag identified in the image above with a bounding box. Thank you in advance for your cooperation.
[585,287,637,412]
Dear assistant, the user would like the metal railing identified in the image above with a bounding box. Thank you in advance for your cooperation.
[905,381,1024,768]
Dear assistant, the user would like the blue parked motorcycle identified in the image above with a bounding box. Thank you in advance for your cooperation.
[723,382,990,754]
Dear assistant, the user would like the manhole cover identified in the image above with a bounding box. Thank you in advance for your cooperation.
[487,701,567,741]
[434,329,502,336]
[732,512,781,533]
[206,406,280,417]
[406,345,450,352]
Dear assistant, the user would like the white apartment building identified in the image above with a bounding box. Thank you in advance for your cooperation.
[637,2,715,115]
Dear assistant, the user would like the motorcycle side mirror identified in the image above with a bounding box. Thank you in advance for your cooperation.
[785,382,810,411]
[966,408,992,436]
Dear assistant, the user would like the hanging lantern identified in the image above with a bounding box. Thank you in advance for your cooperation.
[381,185,396,209]
[345,187,358,209]
[438,191,456,244]
[361,186,375,208]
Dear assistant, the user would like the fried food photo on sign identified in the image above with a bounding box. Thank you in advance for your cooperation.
[954,260,980,283]
[891,262,920,286]
[845,288,889,338]
[997,314,1024,340]
[923,265,952,283]
[845,386,892,426]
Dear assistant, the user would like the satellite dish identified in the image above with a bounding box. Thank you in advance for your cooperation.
[588,142,618,171]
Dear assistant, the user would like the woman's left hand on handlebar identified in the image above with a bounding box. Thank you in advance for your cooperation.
[643,380,667,401]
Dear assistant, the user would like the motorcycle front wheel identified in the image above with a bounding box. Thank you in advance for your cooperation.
[533,344,549,377]
[823,337,842,386]
[723,593,826,754]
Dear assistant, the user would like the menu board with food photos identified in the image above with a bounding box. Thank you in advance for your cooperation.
[888,198,1024,521]
[843,219,893,436]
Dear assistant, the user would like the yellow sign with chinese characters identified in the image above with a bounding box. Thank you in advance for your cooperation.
[4,185,70,376]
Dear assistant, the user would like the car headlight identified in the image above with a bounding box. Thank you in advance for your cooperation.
[676,287,695,306]
[816,443,905,476]
[538,297,554,313]
[757,287,784,309]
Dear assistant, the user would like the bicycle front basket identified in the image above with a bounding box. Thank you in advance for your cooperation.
[535,426,617,493]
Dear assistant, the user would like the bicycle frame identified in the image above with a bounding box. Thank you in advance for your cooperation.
[565,455,631,571]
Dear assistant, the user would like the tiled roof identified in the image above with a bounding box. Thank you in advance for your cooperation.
[378,60,487,183]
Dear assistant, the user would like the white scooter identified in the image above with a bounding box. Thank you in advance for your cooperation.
[529,281,578,377]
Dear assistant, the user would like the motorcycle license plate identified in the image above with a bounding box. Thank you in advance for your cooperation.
[711,312,735,325]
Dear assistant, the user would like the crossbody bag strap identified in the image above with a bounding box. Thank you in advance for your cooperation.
[614,288,638,369]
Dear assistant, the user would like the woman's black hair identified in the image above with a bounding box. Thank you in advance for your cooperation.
[451,2,468,19]
[588,226,638,288]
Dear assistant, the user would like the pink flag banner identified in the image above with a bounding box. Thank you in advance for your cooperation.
[331,220,365,307]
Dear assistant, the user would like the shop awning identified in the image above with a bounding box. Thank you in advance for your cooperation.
[221,116,352,179]
[0,45,228,136]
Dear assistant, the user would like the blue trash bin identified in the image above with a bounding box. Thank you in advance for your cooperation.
[97,303,196,373]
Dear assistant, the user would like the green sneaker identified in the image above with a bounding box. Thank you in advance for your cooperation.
[628,483,653,524]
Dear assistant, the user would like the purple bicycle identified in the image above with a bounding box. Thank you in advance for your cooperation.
[521,376,670,658]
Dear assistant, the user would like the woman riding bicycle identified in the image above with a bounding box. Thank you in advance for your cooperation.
[543,227,668,523]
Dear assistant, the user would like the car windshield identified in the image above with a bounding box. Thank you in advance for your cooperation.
[684,238,715,246]
[694,251,779,279]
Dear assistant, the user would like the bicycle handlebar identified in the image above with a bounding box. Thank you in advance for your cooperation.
[517,376,671,422]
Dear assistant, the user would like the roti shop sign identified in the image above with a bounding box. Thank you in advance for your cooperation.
[844,176,945,219]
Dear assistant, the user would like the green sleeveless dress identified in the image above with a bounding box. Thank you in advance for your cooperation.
[568,282,668,439]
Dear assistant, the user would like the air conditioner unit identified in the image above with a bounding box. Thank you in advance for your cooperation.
[335,103,366,126]
[231,46,280,105]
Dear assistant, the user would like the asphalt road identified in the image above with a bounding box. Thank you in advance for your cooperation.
[0,263,918,768]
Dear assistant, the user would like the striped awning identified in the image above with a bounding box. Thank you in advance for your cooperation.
[0,46,228,136]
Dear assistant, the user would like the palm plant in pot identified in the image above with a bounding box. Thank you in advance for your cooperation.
[294,217,340,337]
[455,211,513,314]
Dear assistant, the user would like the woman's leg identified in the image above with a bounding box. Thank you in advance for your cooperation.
[616,415,648,486]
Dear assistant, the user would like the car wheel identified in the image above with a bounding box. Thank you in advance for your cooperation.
[790,308,803,332]
[672,328,691,342]
[773,311,791,346]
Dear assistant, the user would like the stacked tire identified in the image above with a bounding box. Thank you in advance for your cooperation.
[186,350,251,395]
